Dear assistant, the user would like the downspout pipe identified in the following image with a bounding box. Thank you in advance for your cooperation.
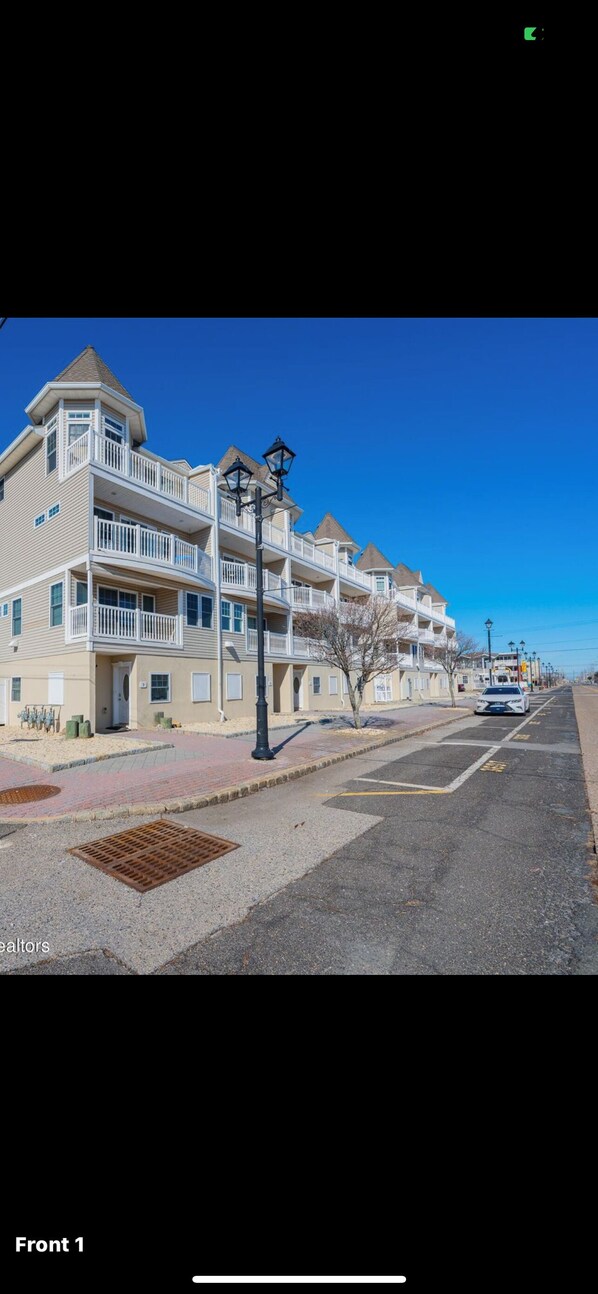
[213,467,226,721]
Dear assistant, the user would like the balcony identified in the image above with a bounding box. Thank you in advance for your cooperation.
[392,589,418,612]
[338,560,372,590]
[219,495,286,549]
[292,636,313,657]
[290,533,336,572]
[64,431,212,515]
[290,586,334,610]
[94,518,212,581]
[69,604,181,646]
[220,559,286,598]
[418,628,436,644]
[247,628,290,655]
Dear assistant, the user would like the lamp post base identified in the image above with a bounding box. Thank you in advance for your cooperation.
[252,697,274,760]
[251,748,275,760]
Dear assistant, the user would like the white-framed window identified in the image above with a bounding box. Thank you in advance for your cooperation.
[374,675,392,702]
[102,413,125,443]
[191,672,211,702]
[46,417,57,474]
[150,673,170,703]
[11,677,21,702]
[375,575,386,593]
[75,581,88,606]
[248,614,268,631]
[67,410,92,445]
[48,502,60,519]
[48,672,64,704]
[94,506,114,521]
[226,672,243,701]
[200,596,213,629]
[98,586,137,610]
[12,597,22,636]
[329,675,339,695]
[142,594,155,614]
[0,476,4,502]
[49,582,64,628]
[2,602,8,617]
[233,602,244,633]
[221,599,231,631]
[34,512,46,528]
[312,676,321,695]
[462,675,469,684]
[186,592,199,626]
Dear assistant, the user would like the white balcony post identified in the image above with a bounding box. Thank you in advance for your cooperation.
[135,524,141,558]
[167,534,174,566]
[136,608,141,641]
[183,476,188,504]
[156,462,162,494]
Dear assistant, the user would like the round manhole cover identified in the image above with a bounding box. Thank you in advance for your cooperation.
[0,785,62,805]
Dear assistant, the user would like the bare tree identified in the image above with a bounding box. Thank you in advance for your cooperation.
[429,631,480,707]
[293,597,400,728]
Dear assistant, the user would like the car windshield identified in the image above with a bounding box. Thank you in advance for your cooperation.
[483,687,520,696]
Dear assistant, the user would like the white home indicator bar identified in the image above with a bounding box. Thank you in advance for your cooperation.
[192,1280,406,1286]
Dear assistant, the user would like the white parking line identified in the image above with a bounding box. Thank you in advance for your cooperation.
[501,696,553,742]
[356,777,448,791]
[445,745,501,790]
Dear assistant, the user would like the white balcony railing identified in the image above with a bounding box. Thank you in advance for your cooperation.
[220,560,286,597]
[392,588,418,611]
[289,586,334,609]
[290,533,335,571]
[246,628,290,655]
[292,636,313,657]
[419,628,436,644]
[94,518,212,580]
[338,560,372,589]
[63,427,212,515]
[219,496,286,549]
[69,604,180,645]
[397,623,419,641]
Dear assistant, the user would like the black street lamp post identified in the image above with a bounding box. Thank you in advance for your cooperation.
[531,651,537,690]
[508,639,519,683]
[485,618,493,684]
[222,436,295,760]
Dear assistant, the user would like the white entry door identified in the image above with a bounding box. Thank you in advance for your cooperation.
[293,669,303,711]
[0,679,7,725]
[112,664,131,726]
[374,675,392,703]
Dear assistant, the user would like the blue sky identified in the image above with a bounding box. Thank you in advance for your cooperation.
[1,317,596,678]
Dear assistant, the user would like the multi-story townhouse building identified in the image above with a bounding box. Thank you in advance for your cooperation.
[0,348,457,731]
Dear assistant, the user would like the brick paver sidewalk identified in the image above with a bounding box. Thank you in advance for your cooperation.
[0,705,472,823]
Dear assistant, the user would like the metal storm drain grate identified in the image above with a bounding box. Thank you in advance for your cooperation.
[68,819,240,892]
[0,784,61,805]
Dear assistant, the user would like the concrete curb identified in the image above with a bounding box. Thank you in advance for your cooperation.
[0,710,472,825]
[0,740,175,773]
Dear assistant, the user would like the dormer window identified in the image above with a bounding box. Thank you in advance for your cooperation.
[102,414,125,444]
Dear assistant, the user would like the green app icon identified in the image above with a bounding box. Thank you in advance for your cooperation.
[524,26,536,39]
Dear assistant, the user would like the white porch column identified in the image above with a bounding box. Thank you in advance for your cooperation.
[86,563,93,647]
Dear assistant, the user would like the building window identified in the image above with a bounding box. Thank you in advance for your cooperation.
[11,678,21,702]
[221,599,231,632]
[34,512,46,528]
[102,414,125,443]
[201,596,213,629]
[67,411,92,444]
[94,506,114,522]
[226,673,243,701]
[0,476,4,502]
[12,598,22,636]
[313,676,321,695]
[48,503,60,519]
[46,419,57,473]
[150,674,170,703]
[48,672,64,705]
[98,587,137,610]
[329,676,338,695]
[191,672,211,702]
[75,582,88,606]
[233,603,244,633]
[49,582,64,627]
[375,576,386,593]
[186,592,199,626]
[462,675,469,684]
[248,614,267,631]
[142,594,155,614]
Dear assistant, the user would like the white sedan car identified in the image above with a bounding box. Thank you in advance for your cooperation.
[475,685,530,716]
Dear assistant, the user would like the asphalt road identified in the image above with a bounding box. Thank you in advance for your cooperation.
[155,687,597,975]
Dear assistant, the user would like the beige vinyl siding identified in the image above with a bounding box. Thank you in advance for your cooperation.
[0,575,83,661]
[0,442,90,592]
[2,650,93,728]
[182,588,217,659]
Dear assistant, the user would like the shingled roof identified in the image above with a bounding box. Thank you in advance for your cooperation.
[424,582,448,605]
[216,445,296,505]
[393,562,422,587]
[53,346,133,400]
[314,512,359,549]
[356,542,394,571]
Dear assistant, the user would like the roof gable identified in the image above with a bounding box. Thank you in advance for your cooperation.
[356,541,394,571]
[393,562,421,587]
[314,512,359,548]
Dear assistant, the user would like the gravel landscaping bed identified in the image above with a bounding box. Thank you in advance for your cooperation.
[0,726,173,771]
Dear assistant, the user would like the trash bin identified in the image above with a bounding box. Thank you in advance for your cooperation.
[458,683,465,692]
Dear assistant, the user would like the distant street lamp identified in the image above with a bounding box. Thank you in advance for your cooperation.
[531,651,537,690]
[508,639,519,683]
[223,436,296,760]
[485,618,493,685]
